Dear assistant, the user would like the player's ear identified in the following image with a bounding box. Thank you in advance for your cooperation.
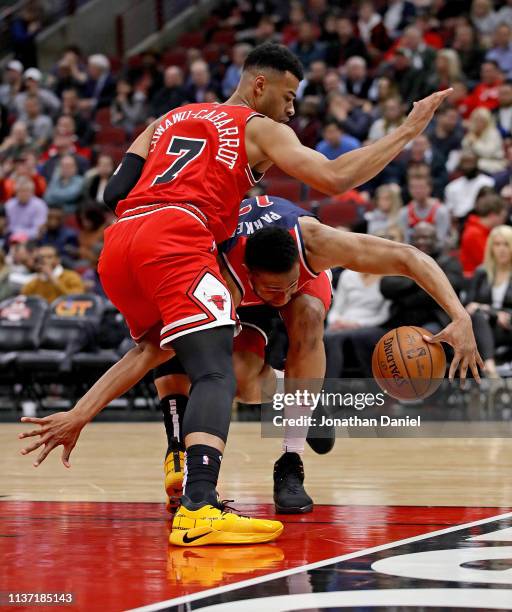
[253,74,266,98]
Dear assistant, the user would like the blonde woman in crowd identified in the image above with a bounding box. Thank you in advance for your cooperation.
[463,107,506,174]
[466,225,512,378]
[425,49,465,94]
[368,76,399,117]
[365,184,403,235]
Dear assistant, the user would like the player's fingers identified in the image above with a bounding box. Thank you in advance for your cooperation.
[34,442,56,467]
[423,332,445,344]
[20,435,49,456]
[430,89,452,105]
[61,444,75,468]
[448,355,461,382]
[20,417,48,425]
[18,427,49,439]
[459,357,469,388]
[470,358,482,384]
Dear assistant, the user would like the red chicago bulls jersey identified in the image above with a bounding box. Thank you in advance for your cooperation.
[115,103,264,243]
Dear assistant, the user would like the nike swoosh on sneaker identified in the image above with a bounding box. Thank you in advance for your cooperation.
[182,530,212,544]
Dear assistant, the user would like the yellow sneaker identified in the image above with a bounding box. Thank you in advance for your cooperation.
[167,545,285,586]
[164,449,184,512]
[169,496,284,546]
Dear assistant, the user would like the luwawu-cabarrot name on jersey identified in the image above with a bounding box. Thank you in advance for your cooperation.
[150,108,241,170]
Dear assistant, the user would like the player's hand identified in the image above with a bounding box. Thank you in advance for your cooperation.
[405,89,453,137]
[423,316,484,385]
[18,410,86,467]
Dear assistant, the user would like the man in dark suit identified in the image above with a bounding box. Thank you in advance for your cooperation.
[83,54,116,111]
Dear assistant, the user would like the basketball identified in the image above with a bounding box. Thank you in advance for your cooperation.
[372,326,447,401]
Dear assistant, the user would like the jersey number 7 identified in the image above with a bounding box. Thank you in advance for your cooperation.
[152,136,207,186]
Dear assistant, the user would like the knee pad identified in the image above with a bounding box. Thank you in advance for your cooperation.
[153,356,186,381]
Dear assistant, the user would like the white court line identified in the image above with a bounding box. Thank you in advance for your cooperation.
[128,509,512,612]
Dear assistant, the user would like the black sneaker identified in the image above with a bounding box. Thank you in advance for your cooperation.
[306,402,335,454]
[273,452,313,514]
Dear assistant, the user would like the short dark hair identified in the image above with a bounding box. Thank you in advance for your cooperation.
[475,193,504,217]
[244,43,304,82]
[323,117,341,130]
[245,227,299,273]
[483,59,501,71]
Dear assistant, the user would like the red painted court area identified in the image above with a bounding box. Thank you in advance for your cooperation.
[1,501,510,611]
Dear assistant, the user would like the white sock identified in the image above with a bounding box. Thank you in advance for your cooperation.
[281,400,311,455]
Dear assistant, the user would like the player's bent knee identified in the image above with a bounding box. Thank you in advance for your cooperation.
[193,368,236,395]
[233,351,264,387]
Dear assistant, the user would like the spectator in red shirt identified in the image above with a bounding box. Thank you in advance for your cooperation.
[464,60,504,118]
[0,152,46,200]
[460,192,507,278]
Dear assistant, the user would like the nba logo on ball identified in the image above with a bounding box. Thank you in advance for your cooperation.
[372,326,446,400]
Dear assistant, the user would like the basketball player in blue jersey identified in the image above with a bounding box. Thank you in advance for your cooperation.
[150,194,483,514]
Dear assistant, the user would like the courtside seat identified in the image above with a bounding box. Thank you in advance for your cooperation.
[16,294,105,379]
[0,296,48,376]
[72,349,120,374]
[71,301,131,380]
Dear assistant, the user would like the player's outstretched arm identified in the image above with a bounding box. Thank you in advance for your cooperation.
[251,90,452,195]
[301,220,483,383]
[18,340,170,467]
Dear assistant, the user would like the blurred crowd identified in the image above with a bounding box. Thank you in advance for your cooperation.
[1,0,512,379]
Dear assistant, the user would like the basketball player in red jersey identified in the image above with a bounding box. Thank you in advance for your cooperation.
[19,44,481,547]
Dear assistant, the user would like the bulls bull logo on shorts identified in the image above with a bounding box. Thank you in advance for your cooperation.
[205,293,227,311]
[189,271,235,325]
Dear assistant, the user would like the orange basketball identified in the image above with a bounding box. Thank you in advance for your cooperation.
[372,326,446,400]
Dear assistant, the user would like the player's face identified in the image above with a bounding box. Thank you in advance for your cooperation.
[255,71,299,123]
[249,263,301,307]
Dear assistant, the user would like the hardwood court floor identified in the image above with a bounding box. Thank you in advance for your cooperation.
[2,421,512,506]
[2,422,512,611]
